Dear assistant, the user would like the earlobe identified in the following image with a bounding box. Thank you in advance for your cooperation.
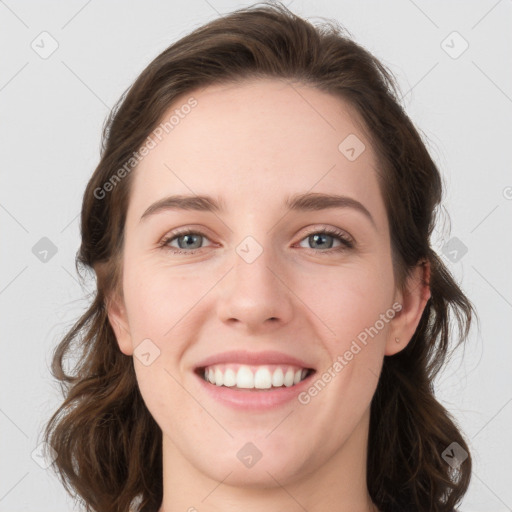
[105,293,134,356]
[385,259,431,356]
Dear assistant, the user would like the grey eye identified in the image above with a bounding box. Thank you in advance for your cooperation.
[175,233,204,250]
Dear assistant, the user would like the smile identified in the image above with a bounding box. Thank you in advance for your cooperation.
[198,364,315,390]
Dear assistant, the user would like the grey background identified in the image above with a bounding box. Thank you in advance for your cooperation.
[1,0,511,510]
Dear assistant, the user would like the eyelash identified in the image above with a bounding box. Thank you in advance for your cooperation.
[158,227,355,255]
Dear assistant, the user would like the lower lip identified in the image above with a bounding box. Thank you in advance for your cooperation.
[193,371,315,410]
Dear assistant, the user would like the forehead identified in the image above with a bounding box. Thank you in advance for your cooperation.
[127,78,387,227]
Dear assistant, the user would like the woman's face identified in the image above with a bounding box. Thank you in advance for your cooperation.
[108,78,422,488]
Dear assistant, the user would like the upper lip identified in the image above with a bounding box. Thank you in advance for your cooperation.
[194,350,316,370]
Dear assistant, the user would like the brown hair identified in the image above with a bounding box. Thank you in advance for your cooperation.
[43,2,476,511]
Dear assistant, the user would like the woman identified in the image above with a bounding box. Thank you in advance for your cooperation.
[43,3,475,511]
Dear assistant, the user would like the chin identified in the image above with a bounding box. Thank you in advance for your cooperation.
[192,445,314,488]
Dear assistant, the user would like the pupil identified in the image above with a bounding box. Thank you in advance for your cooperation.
[312,234,332,249]
[180,234,200,249]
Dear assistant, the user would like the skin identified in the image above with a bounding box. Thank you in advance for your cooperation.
[107,78,431,512]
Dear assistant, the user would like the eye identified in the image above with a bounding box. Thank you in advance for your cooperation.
[159,226,354,255]
[297,227,354,253]
[160,229,212,254]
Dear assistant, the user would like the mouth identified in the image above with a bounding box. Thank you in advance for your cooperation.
[194,364,316,391]
[191,350,318,409]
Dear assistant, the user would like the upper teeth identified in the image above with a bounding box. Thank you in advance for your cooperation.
[203,364,309,389]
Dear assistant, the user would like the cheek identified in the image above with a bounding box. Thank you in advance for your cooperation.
[124,262,198,423]
[292,261,394,351]
[123,259,199,341]
[293,266,393,438]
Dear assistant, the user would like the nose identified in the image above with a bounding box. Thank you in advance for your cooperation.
[216,239,294,333]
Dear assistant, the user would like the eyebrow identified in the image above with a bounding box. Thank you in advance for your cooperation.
[139,192,376,228]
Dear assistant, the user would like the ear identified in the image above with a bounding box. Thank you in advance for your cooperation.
[105,291,134,356]
[385,259,431,356]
